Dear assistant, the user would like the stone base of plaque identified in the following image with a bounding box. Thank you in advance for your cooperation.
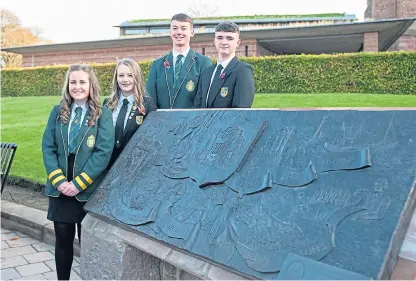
[80,212,416,280]
[80,214,245,280]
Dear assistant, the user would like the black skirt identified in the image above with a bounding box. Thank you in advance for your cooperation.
[47,154,86,223]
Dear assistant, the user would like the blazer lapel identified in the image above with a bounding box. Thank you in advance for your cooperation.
[75,111,91,153]
[181,49,195,77]
[61,121,69,158]
[203,66,216,108]
[123,106,140,137]
[164,52,174,96]
[208,57,239,107]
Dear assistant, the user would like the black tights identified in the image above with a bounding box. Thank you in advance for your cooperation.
[54,222,81,280]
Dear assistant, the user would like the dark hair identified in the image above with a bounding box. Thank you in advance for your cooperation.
[171,13,193,27]
[215,21,240,34]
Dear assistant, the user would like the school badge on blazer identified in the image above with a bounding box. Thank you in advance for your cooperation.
[186,80,195,92]
[220,87,228,97]
[87,135,95,148]
[136,116,143,125]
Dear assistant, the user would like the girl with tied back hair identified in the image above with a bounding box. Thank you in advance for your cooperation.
[42,64,114,280]
[104,58,156,168]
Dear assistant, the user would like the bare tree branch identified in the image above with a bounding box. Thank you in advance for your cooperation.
[185,0,219,18]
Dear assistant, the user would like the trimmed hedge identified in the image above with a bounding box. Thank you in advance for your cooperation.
[2,51,415,96]
[251,51,416,94]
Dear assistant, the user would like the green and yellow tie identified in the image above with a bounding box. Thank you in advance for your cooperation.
[173,54,184,93]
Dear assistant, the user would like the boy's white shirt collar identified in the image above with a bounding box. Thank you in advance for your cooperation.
[217,55,235,70]
[172,47,190,61]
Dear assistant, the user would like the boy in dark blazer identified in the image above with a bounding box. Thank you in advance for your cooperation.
[193,21,255,108]
[146,13,212,109]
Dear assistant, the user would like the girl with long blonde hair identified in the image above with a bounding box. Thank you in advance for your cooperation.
[104,58,156,168]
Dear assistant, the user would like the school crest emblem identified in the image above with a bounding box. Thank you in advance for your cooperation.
[220,87,228,97]
[186,80,195,92]
[136,116,143,125]
[87,135,95,148]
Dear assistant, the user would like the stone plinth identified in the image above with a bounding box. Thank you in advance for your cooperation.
[83,109,416,280]
[80,214,245,280]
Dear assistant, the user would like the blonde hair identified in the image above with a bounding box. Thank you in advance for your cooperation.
[105,58,146,114]
[59,64,102,126]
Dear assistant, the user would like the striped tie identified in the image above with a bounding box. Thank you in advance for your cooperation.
[69,107,83,153]
[173,54,183,93]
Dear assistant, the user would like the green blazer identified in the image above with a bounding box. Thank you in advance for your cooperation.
[42,105,114,201]
[146,49,212,109]
[193,56,255,108]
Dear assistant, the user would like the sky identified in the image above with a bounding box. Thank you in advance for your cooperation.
[1,0,367,44]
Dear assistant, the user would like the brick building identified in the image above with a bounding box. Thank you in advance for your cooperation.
[3,6,416,68]
[365,0,416,50]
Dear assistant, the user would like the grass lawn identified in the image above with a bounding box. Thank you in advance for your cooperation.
[254,93,416,107]
[2,94,416,183]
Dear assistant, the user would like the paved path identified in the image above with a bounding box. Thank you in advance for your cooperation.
[1,227,80,280]
[1,185,48,212]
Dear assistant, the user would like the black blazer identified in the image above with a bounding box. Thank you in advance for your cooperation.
[193,56,255,108]
[104,96,156,168]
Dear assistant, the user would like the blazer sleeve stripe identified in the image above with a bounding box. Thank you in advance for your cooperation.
[52,175,66,186]
[75,176,87,190]
[48,169,63,180]
[80,172,93,184]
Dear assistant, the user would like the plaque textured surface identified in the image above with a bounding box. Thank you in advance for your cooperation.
[85,109,416,280]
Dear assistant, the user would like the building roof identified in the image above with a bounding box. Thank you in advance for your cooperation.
[118,13,357,27]
[4,17,415,55]
[254,17,416,54]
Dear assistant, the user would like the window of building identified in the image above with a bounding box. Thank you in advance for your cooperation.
[149,28,170,34]
[124,29,148,35]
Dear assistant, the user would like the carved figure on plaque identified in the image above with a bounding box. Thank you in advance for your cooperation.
[353,178,391,220]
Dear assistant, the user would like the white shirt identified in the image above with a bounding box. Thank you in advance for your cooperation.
[68,103,87,144]
[172,47,190,73]
[205,56,234,107]
[112,93,134,129]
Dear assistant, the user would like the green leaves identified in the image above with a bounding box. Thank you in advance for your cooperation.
[2,51,415,97]
[241,51,416,94]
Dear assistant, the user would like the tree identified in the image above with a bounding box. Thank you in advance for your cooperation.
[185,0,219,18]
[0,9,49,68]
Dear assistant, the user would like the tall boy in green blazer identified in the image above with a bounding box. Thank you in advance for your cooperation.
[146,13,212,109]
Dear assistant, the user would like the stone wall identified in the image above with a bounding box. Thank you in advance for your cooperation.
[80,214,246,280]
[366,0,416,50]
